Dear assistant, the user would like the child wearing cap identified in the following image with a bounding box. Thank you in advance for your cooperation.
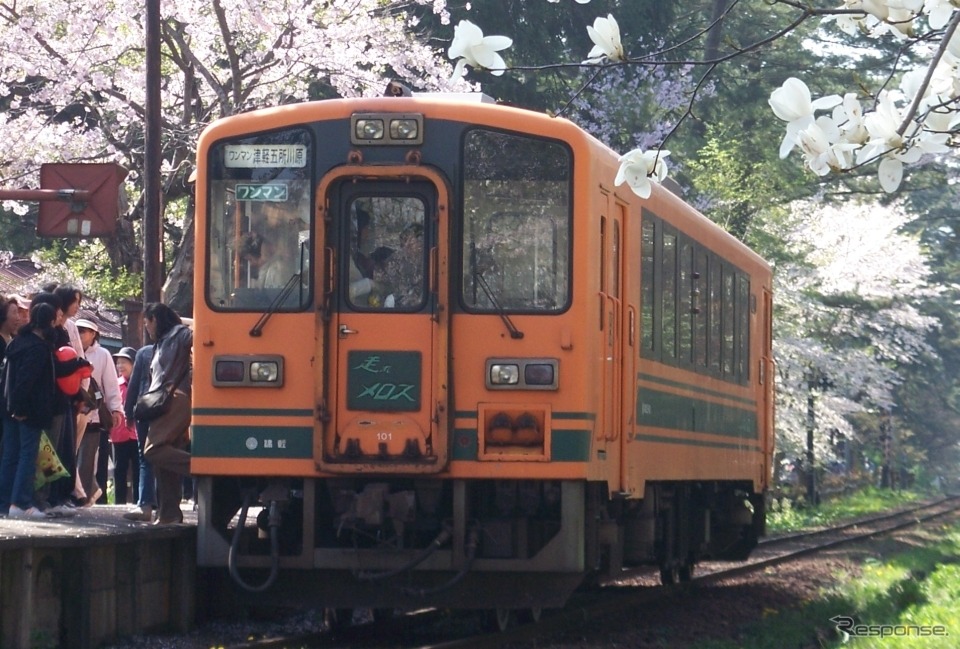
[111,347,140,505]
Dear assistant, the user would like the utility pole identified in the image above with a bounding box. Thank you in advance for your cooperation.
[143,0,163,304]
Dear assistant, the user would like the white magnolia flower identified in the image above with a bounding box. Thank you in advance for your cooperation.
[855,90,949,192]
[585,14,625,63]
[448,20,513,79]
[769,77,842,158]
[925,0,955,29]
[614,148,670,199]
[824,0,921,36]
[797,117,858,176]
[832,93,869,144]
[858,90,908,163]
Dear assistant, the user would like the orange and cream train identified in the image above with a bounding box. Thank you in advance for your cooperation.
[191,90,775,620]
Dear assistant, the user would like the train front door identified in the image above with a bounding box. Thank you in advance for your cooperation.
[318,175,448,473]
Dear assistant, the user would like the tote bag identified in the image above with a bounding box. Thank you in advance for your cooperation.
[144,389,191,453]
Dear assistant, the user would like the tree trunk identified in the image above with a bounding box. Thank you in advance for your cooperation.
[704,0,730,62]
[162,201,195,318]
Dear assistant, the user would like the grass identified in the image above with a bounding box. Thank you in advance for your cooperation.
[767,486,925,534]
[694,490,960,649]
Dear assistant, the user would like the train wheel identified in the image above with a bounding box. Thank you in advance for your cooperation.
[373,608,398,622]
[517,606,543,624]
[659,563,680,585]
[483,608,515,632]
[324,608,354,631]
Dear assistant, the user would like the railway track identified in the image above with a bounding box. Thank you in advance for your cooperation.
[226,495,960,649]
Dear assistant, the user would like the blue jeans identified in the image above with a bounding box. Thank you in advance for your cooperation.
[135,419,157,507]
[0,416,42,512]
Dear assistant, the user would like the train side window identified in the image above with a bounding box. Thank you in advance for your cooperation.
[722,266,736,378]
[461,129,572,313]
[661,231,677,362]
[737,274,751,384]
[708,255,722,376]
[640,218,655,355]
[678,240,694,366]
[693,247,708,370]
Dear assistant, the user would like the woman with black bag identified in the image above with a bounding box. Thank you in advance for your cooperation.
[140,303,192,525]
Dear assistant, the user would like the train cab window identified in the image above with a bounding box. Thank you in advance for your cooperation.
[345,196,426,310]
[461,129,572,313]
[205,128,313,311]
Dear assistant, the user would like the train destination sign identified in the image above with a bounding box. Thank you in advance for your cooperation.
[224,144,307,168]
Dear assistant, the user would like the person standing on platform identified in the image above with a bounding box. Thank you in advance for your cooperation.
[122,343,157,522]
[141,303,192,525]
[0,295,22,454]
[0,302,58,518]
[111,347,140,506]
[27,291,85,512]
[75,318,123,506]
[39,284,88,508]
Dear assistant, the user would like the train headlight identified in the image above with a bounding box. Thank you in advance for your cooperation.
[354,118,384,141]
[524,363,555,386]
[486,358,558,390]
[351,113,424,145]
[215,360,245,383]
[390,118,419,140]
[212,355,284,387]
[490,364,520,385]
[250,361,280,383]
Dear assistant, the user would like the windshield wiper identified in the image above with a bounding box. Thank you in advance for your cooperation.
[474,269,523,339]
[250,244,307,337]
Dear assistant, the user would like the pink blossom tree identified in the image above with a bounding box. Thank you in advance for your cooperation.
[1,0,462,308]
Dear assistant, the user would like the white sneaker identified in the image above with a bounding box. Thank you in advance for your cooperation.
[46,505,78,518]
[8,505,48,519]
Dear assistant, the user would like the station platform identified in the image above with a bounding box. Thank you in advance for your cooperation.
[0,505,198,649]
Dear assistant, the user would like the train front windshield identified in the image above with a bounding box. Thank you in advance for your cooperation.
[205,129,313,311]
[461,129,572,313]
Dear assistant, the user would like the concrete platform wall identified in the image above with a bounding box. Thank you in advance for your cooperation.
[0,526,196,649]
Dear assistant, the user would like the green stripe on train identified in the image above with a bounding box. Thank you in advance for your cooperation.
[192,425,313,458]
[637,372,757,408]
[634,433,760,451]
[193,407,315,418]
[637,387,757,440]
